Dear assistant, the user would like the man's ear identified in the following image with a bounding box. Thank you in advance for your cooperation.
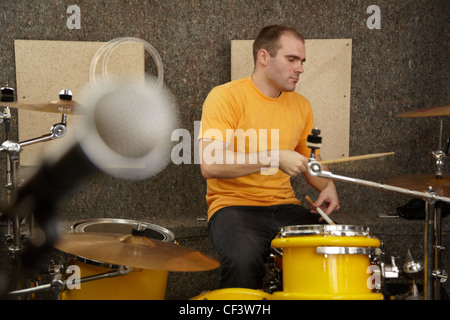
[257,49,270,66]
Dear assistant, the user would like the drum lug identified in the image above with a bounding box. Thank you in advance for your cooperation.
[381,256,400,279]
[265,250,283,293]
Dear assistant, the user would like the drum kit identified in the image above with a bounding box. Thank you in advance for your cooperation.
[0,88,449,300]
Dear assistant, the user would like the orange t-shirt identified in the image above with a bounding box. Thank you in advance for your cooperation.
[199,76,317,219]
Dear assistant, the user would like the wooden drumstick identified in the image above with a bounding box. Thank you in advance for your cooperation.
[320,152,395,165]
[305,195,336,225]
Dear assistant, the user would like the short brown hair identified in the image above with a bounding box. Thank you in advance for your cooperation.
[252,25,304,63]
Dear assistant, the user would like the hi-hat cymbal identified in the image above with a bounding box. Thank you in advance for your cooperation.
[396,104,450,118]
[3,99,82,114]
[54,232,219,272]
[386,174,450,197]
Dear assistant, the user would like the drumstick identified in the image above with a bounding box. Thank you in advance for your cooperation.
[320,152,395,165]
[305,195,336,225]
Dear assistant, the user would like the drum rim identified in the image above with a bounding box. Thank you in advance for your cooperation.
[70,254,123,270]
[69,218,176,269]
[71,218,175,242]
[279,224,371,237]
[316,246,381,256]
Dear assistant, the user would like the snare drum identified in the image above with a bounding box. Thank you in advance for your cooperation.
[61,218,175,300]
[271,225,384,300]
[191,288,273,300]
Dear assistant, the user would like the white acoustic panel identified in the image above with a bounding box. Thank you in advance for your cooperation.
[14,39,145,166]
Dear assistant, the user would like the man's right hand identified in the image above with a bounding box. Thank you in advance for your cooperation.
[278,150,309,177]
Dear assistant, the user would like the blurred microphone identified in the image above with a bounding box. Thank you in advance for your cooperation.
[10,77,177,213]
[1,77,177,269]
[77,76,177,180]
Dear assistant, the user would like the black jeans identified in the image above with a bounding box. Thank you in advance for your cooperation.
[208,204,322,290]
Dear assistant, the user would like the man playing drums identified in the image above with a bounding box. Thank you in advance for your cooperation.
[198,25,340,289]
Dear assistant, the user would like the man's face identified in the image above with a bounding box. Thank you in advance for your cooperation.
[265,33,306,93]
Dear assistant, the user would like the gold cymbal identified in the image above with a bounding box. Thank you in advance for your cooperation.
[396,104,450,118]
[386,174,450,197]
[54,232,219,272]
[3,99,82,114]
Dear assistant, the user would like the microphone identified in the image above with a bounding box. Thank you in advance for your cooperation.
[13,76,177,209]
[76,76,177,180]
[2,77,177,269]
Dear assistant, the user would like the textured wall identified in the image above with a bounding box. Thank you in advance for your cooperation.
[0,0,449,299]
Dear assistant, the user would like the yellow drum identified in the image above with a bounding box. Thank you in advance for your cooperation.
[61,218,175,300]
[191,288,273,300]
[271,225,384,300]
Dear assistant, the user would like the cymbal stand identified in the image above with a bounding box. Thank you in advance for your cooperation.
[1,113,68,254]
[424,195,436,300]
[0,86,70,257]
[431,201,447,299]
[0,85,17,253]
[0,105,17,252]
[18,114,67,148]
[429,120,449,298]
[1,138,21,255]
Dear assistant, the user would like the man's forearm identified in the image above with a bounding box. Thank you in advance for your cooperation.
[200,149,273,179]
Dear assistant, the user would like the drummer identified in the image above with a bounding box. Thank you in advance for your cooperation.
[198,25,340,289]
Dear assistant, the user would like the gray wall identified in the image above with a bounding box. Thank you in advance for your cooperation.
[0,0,448,300]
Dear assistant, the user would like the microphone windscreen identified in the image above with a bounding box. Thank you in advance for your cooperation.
[77,77,178,180]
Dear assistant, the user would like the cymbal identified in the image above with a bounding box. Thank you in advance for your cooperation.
[54,232,219,272]
[396,104,450,118]
[386,174,450,197]
[2,99,82,114]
